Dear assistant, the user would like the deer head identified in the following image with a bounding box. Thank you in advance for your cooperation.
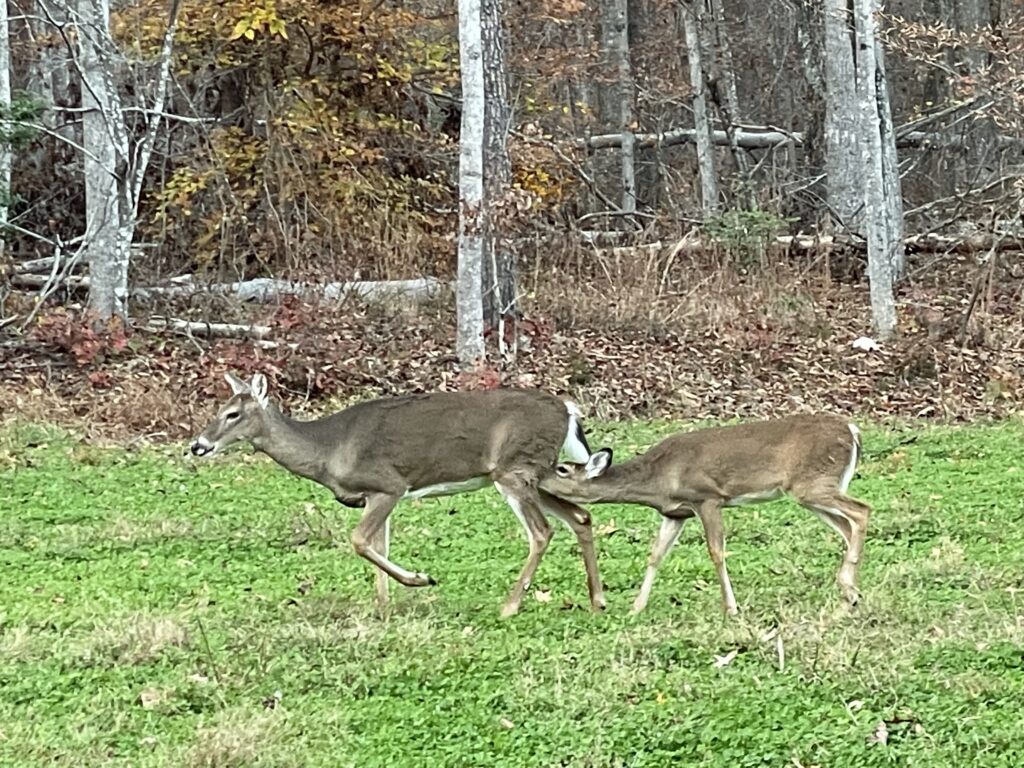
[190,372,271,457]
[540,448,614,501]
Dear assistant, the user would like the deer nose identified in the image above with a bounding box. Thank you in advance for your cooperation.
[190,440,211,457]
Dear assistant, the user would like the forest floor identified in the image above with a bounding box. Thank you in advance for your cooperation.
[1,252,1022,440]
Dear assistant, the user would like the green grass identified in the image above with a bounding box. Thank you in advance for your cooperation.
[2,418,1024,767]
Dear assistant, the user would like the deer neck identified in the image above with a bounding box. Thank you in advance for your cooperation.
[251,406,326,483]
[581,459,663,507]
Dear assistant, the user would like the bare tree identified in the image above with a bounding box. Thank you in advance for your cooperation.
[0,0,11,265]
[601,0,636,213]
[823,0,862,229]
[855,0,899,339]
[704,0,750,185]
[456,0,485,366]
[481,0,515,348]
[68,0,180,321]
[680,1,718,218]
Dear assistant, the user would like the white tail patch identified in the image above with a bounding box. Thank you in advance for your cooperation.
[840,423,861,493]
[562,401,591,463]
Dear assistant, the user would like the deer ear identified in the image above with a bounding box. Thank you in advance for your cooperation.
[250,373,269,409]
[224,372,250,395]
[585,448,612,479]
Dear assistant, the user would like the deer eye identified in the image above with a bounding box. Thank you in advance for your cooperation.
[225,412,240,421]
[555,464,571,478]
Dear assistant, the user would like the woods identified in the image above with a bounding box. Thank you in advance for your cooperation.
[0,0,1020,414]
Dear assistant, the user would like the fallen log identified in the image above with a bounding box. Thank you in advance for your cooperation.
[577,127,1024,152]
[588,232,1024,260]
[132,277,443,304]
[10,274,444,304]
[143,316,272,340]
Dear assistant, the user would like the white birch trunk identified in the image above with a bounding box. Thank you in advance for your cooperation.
[823,0,862,228]
[680,2,718,218]
[0,0,11,259]
[481,0,515,337]
[611,0,635,213]
[77,0,130,320]
[456,0,485,366]
[855,0,896,340]
[875,38,905,281]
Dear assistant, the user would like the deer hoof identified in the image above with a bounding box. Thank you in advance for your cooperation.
[412,572,436,587]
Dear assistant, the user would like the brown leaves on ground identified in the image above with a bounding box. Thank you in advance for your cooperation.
[2,257,1023,441]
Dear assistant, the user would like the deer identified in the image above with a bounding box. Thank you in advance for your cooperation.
[539,414,871,615]
[190,372,606,618]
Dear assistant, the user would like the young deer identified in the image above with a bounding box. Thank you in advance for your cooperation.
[539,414,871,615]
[190,373,606,617]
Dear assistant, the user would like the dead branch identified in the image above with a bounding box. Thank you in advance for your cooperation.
[10,274,444,304]
[132,277,444,303]
[576,126,1024,152]
[589,232,1024,260]
[144,316,272,340]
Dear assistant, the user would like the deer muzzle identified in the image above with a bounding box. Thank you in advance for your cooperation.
[190,437,216,457]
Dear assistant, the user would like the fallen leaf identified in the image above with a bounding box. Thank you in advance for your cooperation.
[867,720,889,745]
[139,688,166,710]
[712,649,739,668]
[498,717,515,729]
[534,590,552,603]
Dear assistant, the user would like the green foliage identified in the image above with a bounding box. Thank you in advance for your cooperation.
[0,92,45,147]
[703,209,794,266]
[2,420,1024,765]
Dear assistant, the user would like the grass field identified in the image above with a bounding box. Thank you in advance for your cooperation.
[2,417,1024,767]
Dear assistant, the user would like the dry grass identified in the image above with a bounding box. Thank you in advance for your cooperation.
[73,613,191,666]
[186,709,294,768]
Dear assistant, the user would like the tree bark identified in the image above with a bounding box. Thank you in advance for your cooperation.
[456,0,486,366]
[0,0,10,261]
[823,0,862,229]
[680,1,718,218]
[855,0,897,340]
[601,0,636,213]
[77,0,130,321]
[481,0,515,343]
[705,0,750,184]
[875,37,905,282]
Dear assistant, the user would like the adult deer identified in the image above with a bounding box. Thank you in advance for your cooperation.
[190,373,606,617]
[539,414,871,615]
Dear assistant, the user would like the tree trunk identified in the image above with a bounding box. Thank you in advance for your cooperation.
[705,0,750,184]
[874,37,905,282]
[680,1,718,218]
[601,0,635,213]
[0,0,11,260]
[77,0,130,321]
[481,0,515,344]
[855,0,897,340]
[456,0,486,366]
[823,0,862,229]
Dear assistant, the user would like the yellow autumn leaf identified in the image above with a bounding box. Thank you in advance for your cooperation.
[229,18,250,40]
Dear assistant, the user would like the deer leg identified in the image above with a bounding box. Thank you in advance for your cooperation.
[350,493,436,588]
[796,490,871,606]
[632,512,689,614]
[496,481,554,618]
[371,518,390,609]
[695,499,738,615]
[538,491,607,612]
